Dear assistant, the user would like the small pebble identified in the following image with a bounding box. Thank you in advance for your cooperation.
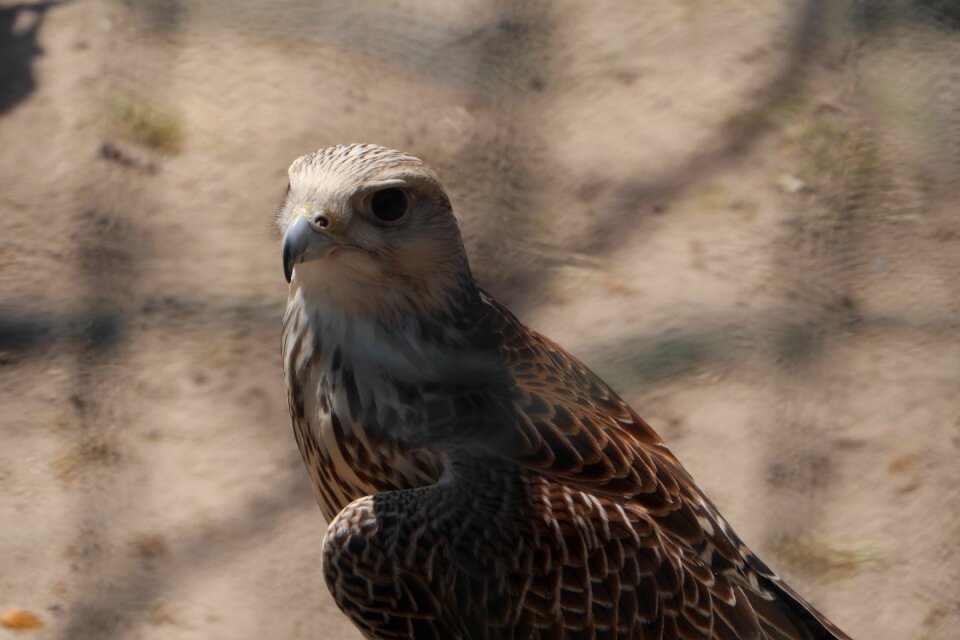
[776,174,811,194]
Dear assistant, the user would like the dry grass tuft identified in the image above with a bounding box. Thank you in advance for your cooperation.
[112,94,184,153]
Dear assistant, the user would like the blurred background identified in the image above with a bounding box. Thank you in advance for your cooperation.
[1,0,958,638]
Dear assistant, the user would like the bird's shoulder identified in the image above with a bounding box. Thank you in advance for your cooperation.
[478,291,685,498]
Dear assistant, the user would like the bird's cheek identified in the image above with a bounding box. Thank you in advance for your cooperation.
[335,250,387,282]
[400,243,446,280]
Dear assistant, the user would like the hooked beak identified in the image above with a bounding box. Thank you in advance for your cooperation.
[281,215,336,283]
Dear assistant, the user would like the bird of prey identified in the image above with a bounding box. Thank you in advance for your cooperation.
[278,143,852,640]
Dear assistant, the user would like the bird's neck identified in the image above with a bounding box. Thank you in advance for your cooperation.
[290,274,491,394]
[294,270,483,339]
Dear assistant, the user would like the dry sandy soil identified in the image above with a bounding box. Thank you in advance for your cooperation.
[1,1,958,638]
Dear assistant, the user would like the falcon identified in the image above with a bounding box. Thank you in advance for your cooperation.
[278,143,852,640]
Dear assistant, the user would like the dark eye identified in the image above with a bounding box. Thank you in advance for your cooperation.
[370,188,407,221]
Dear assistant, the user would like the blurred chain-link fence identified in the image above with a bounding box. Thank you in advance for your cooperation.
[1,1,958,638]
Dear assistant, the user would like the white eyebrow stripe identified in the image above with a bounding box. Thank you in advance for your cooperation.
[361,178,409,189]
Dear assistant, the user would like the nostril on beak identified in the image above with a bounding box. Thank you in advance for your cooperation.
[312,212,330,229]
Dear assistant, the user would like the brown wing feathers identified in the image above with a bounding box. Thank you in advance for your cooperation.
[484,297,849,640]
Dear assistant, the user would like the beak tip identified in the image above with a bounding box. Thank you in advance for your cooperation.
[282,245,293,283]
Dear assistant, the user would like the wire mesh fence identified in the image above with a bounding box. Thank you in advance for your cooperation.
[1,1,958,638]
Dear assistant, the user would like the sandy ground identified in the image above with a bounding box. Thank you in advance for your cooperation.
[1,0,958,638]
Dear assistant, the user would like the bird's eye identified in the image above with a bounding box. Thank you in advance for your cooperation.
[370,188,407,222]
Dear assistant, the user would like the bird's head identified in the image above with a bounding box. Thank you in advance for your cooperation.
[277,144,474,319]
